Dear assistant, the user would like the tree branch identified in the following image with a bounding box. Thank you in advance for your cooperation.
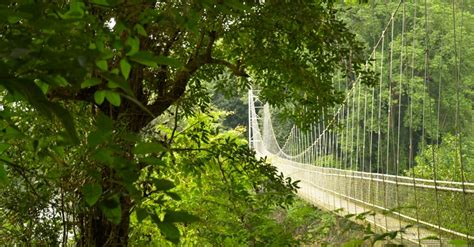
[148,31,219,117]
[209,58,249,77]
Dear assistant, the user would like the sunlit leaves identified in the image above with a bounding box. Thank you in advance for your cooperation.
[128,112,300,244]
[0,0,392,245]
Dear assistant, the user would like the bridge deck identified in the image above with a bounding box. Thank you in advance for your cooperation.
[262,153,473,246]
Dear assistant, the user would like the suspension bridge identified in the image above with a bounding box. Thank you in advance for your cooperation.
[248,1,473,245]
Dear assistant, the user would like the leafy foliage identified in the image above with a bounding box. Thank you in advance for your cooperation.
[0,0,373,245]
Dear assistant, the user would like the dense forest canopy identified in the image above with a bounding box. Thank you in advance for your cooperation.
[262,0,474,238]
[268,0,474,180]
[341,0,474,179]
[0,0,373,245]
[3,0,471,245]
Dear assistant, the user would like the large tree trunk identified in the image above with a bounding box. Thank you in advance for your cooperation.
[77,37,211,245]
[80,106,147,246]
[78,194,131,246]
[91,195,131,246]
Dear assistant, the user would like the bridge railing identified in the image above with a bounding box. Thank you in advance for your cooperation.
[264,154,474,240]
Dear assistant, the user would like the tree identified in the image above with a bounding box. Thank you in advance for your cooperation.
[0,1,371,245]
[332,0,474,175]
[129,110,299,246]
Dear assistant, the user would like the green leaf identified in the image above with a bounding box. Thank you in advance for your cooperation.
[44,75,69,87]
[81,78,102,88]
[105,91,121,106]
[120,58,131,79]
[342,239,364,247]
[448,239,468,247]
[90,0,110,6]
[157,222,180,244]
[35,80,49,94]
[125,36,140,56]
[96,60,108,71]
[96,113,114,130]
[0,143,10,154]
[136,208,148,222]
[164,210,199,223]
[154,56,183,68]
[387,231,398,239]
[153,178,175,191]
[0,164,8,186]
[133,142,165,155]
[344,213,356,219]
[129,52,158,67]
[48,103,79,144]
[165,192,181,201]
[0,74,79,145]
[82,183,102,206]
[373,231,398,243]
[106,0,124,6]
[139,157,166,166]
[129,52,182,68]
[120,132,140,143]
[92,148,115,165]
[95,36,105,52]
[3,126,22,138]
[0,79,51,117]
[88,130,113,146]
[103,73,134,95]
[99,196,122,225]
[134,24,147,36]
[94,90,106,105]
[224,0,251,11]
[59,2,85,19]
